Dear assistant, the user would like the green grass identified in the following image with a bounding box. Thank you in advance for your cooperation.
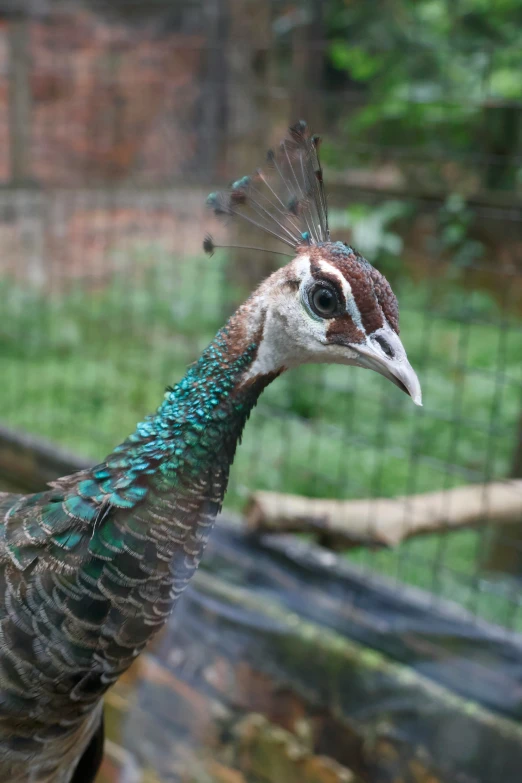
[1,246,521,629]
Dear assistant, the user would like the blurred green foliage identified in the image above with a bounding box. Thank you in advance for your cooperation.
[325,0,522,191]
[329,200,413,282]
[431,193,485,268]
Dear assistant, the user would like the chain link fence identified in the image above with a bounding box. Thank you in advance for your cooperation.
[0,1,521,632]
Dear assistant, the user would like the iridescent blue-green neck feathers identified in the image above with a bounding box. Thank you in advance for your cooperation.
[77,322,273,520]
[3,313,275,577]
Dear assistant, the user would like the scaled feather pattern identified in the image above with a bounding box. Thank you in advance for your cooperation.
[0,331,270,781]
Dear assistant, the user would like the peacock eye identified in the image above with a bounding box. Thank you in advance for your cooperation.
[309,284,339,318]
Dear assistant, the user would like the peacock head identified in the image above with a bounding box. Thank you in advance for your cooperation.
[205,121,421,405]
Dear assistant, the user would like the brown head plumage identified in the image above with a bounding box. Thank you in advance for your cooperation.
[205,121,421,404]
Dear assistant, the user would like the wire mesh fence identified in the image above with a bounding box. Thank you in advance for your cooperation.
[0,0,521,638]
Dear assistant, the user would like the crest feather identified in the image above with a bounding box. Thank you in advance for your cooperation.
[204,120,330,254]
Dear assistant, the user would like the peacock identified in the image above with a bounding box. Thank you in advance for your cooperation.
[0,121,421,783]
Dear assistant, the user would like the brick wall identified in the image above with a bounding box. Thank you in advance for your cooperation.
[0,7,205,185]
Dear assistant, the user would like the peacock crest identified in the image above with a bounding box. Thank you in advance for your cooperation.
[204,120,330,256]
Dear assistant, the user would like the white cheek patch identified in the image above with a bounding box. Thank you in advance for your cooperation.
[346,292,365,334]
[293,254,312,279]
[242,255,329,380]
[316,259,366,335]
[241,253,374,383]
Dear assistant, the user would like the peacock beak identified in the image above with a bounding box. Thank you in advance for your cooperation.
[351,325,422,406]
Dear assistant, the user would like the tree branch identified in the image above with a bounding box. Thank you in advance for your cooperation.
[244,481,522,548]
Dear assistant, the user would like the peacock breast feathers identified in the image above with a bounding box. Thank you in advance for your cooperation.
[0,455,225,741]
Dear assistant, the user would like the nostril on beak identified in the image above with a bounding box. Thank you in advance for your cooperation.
[373,334,394,359]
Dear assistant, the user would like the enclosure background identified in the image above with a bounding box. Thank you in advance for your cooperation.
[0,0,521,632]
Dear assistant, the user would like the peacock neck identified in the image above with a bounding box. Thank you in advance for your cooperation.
[103,310,278,504]
[1,310,281,732]
[80,314,279,660]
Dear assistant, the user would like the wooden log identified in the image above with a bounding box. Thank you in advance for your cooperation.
[233,713,358,783]
[99,554,522,782]
[0,424,90,493]
[178,569,522,782]
[245,481,522,548]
